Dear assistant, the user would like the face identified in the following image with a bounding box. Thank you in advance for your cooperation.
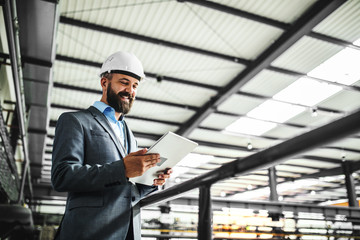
[103,73,139,115]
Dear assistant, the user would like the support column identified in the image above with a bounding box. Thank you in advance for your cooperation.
[268,166,279,201]
[198,185,212,240]
[342,161,358,207]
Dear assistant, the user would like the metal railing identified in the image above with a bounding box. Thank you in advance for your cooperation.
[140,108,360,239]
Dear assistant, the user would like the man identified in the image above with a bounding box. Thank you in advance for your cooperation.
[51,51,171,240]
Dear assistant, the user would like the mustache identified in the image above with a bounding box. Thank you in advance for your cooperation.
[117,91,135,100]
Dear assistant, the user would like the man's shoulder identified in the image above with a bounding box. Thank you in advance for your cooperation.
[58,107,94,121]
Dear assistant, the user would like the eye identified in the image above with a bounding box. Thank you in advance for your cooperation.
[120,80,129,86]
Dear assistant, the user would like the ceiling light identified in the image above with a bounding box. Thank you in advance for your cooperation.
[224,117,277,136]
[220,191,226,197]
[247,142,253,150]
[311,108,318,117]
[247,100,306,123]
[273,77,342,107]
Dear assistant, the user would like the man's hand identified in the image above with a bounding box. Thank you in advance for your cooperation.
[153,168,173,186]
[123,148,160,178]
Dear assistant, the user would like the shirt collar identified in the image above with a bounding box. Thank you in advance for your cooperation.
[93,101,124,121]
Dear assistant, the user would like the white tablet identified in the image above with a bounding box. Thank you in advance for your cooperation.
[131,131,198,185]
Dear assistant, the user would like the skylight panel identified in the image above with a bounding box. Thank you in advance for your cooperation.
[178,153,214,168]
[247,100,306,123]
[307,47,360,85]
[273,77,342,106]
[225,117,277,136]
[171,166,190,178]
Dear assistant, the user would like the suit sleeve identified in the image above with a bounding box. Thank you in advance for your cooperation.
[51,112,127,192]
[136,183,158,198]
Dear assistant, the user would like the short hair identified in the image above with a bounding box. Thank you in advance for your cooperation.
[100,72,113,80]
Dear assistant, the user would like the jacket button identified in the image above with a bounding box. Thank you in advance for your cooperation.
[132,197,135,201]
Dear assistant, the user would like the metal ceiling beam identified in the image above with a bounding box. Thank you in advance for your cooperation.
[52,82,199,111]
[132,131,256,152]
[179,0,290,29]
[237,91,344,115]
[58,3,360,66]
[59,16,249,65]
[47,106,354,166]
[198,126,281,141]
[300,155,342,164]
[54,53,357,119]
[3,0,32,203]
[302,161,360,179]
[169,197,360,217]
[268,65,360,93]
[55,53,360,93]
[308,31,360,51]
[215,110,306,129]
[176,0,346,137]
[141,104,360,207]
[55,54,220,91]
[183,0,360,52]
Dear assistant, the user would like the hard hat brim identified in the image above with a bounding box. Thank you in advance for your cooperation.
[100,70,144,81]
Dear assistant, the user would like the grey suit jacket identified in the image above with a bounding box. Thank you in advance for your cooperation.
[51,106,157,240]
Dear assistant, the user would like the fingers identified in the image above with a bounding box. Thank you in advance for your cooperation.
[143,154,161,169]
[153,179,166,186]
[157,173,171,179]
[152,168,173,186]
[127,148,148,156]
[124,150,160,178]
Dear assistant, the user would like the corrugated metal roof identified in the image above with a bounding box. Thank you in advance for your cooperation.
[129,101,195,123]
[240,69,299,97]
[60,0,284,59]
[137,79,217,107]
[285,158,339,169]
[265,125,308,139]
[313,0,360,42]
[189,128,275,149]
[209,0,317,24]
[271,36,344,73]
[319,89,360,112]
[217,94,264,114]
[288,109,342,127]
[306,148,360,161]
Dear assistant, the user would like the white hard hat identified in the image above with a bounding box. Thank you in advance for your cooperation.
[99,51,145,80]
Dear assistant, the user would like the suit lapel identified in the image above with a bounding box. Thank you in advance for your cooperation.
[124,121,137,153]
[87,106,127,158]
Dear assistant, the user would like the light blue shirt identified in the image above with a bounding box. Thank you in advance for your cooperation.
[93,101,128,154]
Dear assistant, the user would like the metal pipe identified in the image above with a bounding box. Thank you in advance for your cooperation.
[140,108,360,207]
[198,185,212,240]
[268,167,278,202]
[342,161,359,207]
[3,0,32,203]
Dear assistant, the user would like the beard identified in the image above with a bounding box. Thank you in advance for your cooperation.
[106,82,135,115]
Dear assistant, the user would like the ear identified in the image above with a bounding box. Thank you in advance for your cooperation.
[100,77,108,89]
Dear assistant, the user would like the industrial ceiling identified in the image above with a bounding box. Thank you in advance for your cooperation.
[1,0,360,214]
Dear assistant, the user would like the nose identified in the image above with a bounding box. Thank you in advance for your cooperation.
[124,84,135,96]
